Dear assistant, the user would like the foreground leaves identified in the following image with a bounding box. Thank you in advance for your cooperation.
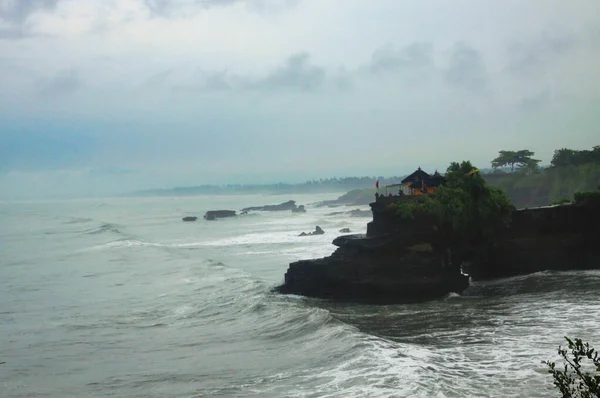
[543,337,600,398]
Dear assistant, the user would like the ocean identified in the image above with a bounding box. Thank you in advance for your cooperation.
[1,193,599,397]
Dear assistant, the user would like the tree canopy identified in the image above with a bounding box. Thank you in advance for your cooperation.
[551,146,600,168]
[393,161,514,246]
[492,150,541,174]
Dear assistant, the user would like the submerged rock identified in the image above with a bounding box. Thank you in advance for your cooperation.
[349,209,371,217]
[242,200,296,212]
[325,209,371,217]
[292,205,306,213]
[204,210,237,220]
[182,216,198,222]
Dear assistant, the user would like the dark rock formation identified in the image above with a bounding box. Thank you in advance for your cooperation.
[349,209,371,217]
[182,216,198,222]
[278,234,468,302]
[280,200,468,302]
[277,196,600,303]
[326,209,370,217]
[204,210,237,220]
[339,228,351,233]
[242,200,296,212]
[292,205,306,213]
[464,204,600,280]
[299,226,325,237]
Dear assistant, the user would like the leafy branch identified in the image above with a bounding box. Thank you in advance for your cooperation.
[543,337,600,398]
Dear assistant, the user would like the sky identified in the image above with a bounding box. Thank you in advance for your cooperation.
[1,0,600,198]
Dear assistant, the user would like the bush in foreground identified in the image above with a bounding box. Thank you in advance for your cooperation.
[544,337,600,397]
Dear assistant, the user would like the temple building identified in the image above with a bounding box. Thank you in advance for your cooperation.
[399,167,445,195]
[376,167,446,202]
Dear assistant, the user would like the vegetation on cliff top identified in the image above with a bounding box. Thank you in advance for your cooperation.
[491,149,540,174]
[574,190,600,207]
[485,145,600,208]
[392,161,514,246]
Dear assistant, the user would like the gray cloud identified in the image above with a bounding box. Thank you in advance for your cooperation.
[38,69,81,97]
[519,91,551,112]
[507,33,578,77]
[144,0,299,17]
[245,53,325,91]
[139,69,173,90]
[144,0,243,16]
[3,1,600,199]
[0,0,61,39]
[203,70,231,90]
[0,26,26,39]
[368,42,434,75]
[444,42,489,94]
[132,55,326,95]
[0,0,61,23]
[331,69,353,91]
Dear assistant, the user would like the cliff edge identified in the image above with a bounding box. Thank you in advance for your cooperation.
[276,199,600,303]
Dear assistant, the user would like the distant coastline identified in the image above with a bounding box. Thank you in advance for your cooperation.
[129,176,407,197]
[128,171,502,198]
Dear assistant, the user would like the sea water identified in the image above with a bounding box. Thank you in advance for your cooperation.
[1,194,599,397]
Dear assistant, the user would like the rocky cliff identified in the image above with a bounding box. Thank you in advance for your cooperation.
[276,197,469,302]
[276,198,600,302]
[276,233,468,303]
[464,203,600,279]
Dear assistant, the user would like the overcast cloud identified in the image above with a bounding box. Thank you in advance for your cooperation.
[1,0,600,198]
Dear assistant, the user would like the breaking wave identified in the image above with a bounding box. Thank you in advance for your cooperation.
[84,222,122,235]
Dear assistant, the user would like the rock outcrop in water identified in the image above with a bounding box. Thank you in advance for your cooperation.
[279,233,468,302]
[325,209,371,217]
[204,210,237,220]
[349,209,371,217]
[278,197,470,302]
[242,200,296,212]
[292,204,306,213]
[299,226,324,237]
[277,197,600,303]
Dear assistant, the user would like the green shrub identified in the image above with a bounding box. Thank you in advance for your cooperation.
[573,191,600,206]
[543,337,600,397]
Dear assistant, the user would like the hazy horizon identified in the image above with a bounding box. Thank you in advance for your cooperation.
[2,0,600,199]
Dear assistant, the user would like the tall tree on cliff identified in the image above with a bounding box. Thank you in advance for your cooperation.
[492,150,540,173]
